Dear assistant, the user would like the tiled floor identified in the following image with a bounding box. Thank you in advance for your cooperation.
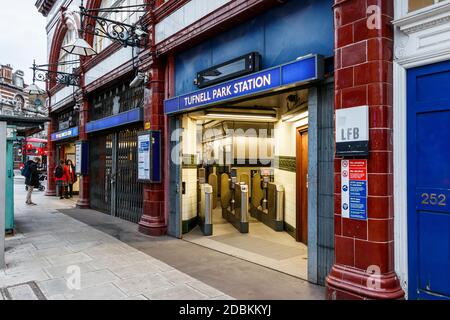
[183,207,308,280]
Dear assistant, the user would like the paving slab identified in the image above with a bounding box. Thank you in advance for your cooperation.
[1,180,232,300]
[63,283,127,300]
[144,284,209,300]
[61,207,326,300]
[113,274,174,296]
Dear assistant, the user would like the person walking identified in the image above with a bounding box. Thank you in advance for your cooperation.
[54,159,68,199]
[65,159,77,198]
[24,157,41,205]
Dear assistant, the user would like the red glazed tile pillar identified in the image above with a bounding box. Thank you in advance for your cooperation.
[326,0,404,299]
[45,115,57,196]
[76,94,90,209]
[138,61,167,236]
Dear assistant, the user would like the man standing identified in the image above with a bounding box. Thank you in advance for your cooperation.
[24,157,41,205]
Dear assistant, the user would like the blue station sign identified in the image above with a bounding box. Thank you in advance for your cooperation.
[51,127,79,141]
[164,54,323,114]
[86,108,143,133]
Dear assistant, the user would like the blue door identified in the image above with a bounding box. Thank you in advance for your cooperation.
[407,61,450,300]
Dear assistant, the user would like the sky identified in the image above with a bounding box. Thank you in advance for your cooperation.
[0,1,47,85]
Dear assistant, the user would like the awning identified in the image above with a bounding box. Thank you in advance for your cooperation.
[0,115,50,137]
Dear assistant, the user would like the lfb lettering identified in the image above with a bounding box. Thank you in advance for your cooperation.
[67,265,81,290]
[341,127,360,141]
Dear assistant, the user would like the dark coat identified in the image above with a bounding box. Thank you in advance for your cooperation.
[25,160,40,188]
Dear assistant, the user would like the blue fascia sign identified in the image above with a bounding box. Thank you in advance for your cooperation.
[86,108,143,133]
[51,127,79,141]
[164,54,323,114]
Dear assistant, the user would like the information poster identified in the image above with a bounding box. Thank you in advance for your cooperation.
[138,133,151,181]
[341,160,368,220]
[75,143,82,175]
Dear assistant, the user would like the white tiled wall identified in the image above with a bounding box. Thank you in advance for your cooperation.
[273,114,309,228]
[274,168,296,227]
[181,115,198,221]
[155,0,232,43]
[182,115,198,154]
[85,47,134,85]
[182,168,198,221]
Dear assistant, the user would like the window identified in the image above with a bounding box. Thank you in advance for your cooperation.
[93,0,144,53]
[58,29,79,74]
[90,81,144,121]
[409,0,446,12]
[14,95,25,111]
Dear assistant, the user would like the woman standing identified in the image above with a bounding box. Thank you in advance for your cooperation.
[54,159,68,199]
[65,159,77,198]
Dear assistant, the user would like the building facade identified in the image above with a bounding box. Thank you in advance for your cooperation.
[0,64,47,122]
[392,0,450,300]
[36,0,450,300]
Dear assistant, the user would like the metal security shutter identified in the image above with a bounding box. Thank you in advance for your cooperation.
[89,133,113,214]
[115,127,143,223]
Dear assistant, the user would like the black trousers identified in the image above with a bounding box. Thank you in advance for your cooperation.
[65,184,73,197]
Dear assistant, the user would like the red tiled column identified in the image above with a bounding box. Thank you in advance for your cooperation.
[76,95,90,209]
[326,0,404,299]
[138,62,167,236]
[45,115,57,196]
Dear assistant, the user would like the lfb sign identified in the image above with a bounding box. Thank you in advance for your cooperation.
[336,106,369,156]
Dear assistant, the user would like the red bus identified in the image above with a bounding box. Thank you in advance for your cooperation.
[16,138,48,171]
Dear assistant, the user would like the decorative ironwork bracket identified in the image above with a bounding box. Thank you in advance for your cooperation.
[79,1,150,48]
[31,61,81,87]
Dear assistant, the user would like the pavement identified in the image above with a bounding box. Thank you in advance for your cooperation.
[0,177,325,300]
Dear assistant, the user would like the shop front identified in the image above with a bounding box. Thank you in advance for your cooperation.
[51,107,80,196]
[86,79,145,224]
[163,0,335,285]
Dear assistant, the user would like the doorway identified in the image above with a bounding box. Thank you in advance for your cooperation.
[296,128,308,244]
[407,61,450,300]
[89,127,143,223]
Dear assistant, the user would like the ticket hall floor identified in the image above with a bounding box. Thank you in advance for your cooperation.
[184,207,308,280]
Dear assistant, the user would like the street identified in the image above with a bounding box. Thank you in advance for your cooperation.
[0,176,324,300]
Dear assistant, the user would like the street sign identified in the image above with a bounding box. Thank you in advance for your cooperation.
[341,159,368,220]
[336,105,369,156]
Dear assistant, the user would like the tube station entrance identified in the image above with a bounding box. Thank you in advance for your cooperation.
[165,55,335,283]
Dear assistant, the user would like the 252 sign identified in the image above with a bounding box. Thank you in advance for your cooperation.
[421,193,447,206]
[417,189,450,212]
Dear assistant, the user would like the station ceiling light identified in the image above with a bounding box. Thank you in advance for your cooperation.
[204,112,278,122]
[281,110,308,123]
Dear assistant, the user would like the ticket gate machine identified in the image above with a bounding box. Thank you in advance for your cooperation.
[198,183,213,236]
[196,168,214,235]
[222,168,249,233]
[250,169,285,231]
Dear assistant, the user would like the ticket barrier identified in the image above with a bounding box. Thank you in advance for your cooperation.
[250,173,285,231]
[222,181,249,233]
[198,183,213,236]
